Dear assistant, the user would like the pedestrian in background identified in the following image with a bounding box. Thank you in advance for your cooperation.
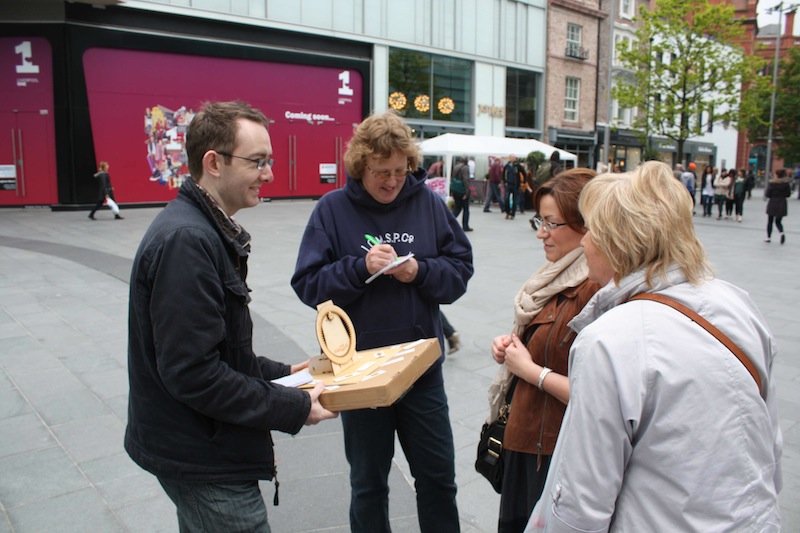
[504,154,521,220]
[88,161,123,220]
[451,155,474,231]
[746,168,756,199]
[713,167,732,220]
[733,168,747,222]
[679,164,696,215]
[700,165,715,217]
[441,312,461,354]
[428,158,443,177]
[484,156,505,213]
[724,168,736,219]
[765,168,792,244]
[794,167,800,200]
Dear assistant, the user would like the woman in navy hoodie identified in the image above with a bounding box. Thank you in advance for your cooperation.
[292,111,474,533]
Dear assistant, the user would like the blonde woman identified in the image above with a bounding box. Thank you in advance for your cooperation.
[526,161,782,532]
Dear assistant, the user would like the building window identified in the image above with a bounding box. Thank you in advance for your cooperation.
[566,24,587,59]
[705,105,714,132]
[621,0,634,18]
[614,34,633,66]
[388,48,472,123]
[506,68,539,129]
[565,77,580,122]
[614,100,628,125]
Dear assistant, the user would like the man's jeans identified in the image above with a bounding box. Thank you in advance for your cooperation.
[158,478,271,533]
[341,383,459,533]
[504,186,520,217]
[484,182,505,211]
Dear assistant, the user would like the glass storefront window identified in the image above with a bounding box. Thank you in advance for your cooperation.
[601,144,643,171]
[506,68,538,129]
[388,48,471,123]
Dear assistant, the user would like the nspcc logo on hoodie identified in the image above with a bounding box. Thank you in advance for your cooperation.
[376,232,415,244]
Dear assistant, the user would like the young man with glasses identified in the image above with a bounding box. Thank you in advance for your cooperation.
[126,100,336,532]
[292,111,474,533]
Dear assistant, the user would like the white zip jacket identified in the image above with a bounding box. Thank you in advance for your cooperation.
[527,266,782,532]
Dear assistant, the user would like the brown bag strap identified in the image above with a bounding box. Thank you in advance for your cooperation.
[629,293,763,397]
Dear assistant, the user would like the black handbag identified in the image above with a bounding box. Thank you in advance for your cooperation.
[475,376,518,493]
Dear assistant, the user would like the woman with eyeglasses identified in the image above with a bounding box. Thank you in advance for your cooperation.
[486,167,600,533]
[292,110,473,533]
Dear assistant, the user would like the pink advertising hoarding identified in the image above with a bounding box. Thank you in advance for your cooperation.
[83,47,363,202]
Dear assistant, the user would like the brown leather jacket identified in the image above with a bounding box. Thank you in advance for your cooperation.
[503,278,600,458]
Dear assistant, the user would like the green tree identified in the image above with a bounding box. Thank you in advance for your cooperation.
[526,151,546,174]
[614,0,763,163]
[741,46,800,166]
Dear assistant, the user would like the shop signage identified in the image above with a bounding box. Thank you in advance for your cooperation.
[477,105,504,118]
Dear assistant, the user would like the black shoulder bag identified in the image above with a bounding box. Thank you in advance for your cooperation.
[475,375,519,493]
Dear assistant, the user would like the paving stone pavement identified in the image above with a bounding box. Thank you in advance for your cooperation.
[0,188,797,532]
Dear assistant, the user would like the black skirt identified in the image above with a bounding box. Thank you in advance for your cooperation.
[497,450,552,533]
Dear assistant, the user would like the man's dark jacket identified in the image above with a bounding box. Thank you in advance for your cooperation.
[125,179,310,482]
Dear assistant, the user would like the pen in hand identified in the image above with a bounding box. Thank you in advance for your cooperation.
[365,234,381,247]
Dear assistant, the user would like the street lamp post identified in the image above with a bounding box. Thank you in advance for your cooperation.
[764,2,797,183]
[603,0,617,172]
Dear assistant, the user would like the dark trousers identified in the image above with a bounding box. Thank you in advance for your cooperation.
[452,194,471,229]
[484,182,505,212]
[702,194,713,216]
[716,197,726,218]
[504,186,520,217]
[441,313,455,338]
[498,451,551,533]
[89,191,118,218]
[341,384,459,533]
[734,194,745,216]
[767,216,784,238]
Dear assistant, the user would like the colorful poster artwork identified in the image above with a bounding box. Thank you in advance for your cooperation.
[144,105,194,189]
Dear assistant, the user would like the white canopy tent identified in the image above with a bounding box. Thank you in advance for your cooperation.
[417,133,577,180]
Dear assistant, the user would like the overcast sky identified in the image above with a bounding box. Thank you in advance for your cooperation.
[757,0,799,32]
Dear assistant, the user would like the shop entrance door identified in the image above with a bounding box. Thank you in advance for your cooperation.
[0,110,57,205]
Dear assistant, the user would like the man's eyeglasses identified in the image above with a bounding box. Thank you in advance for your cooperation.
[216,151,274,171]
[531,216,570,232]
[366,165,411,179]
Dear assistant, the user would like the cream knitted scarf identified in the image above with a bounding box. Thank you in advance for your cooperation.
[486,247,589,421]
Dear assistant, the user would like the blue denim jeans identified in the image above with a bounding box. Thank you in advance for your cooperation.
[158,478,271,533]
[341,383,459,533]
[484,182,505,211]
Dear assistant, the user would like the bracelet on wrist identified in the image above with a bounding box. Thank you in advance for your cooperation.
[537,367,553,391]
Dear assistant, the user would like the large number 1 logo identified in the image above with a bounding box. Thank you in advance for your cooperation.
[15,41,40,74]
[338,70,353,96]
